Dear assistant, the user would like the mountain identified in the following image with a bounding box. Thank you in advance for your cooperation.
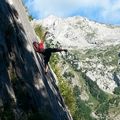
[31,15,120,119]
[0,0,72,120]
[32,15,120,49]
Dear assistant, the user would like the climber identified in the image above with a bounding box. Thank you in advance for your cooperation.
[33,31,67,74]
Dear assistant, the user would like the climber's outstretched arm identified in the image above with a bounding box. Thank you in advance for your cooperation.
[41,31,49,42]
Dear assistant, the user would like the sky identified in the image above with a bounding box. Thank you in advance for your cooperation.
[23,0,120,25]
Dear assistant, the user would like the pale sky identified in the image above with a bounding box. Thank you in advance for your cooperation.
[23,0,120,25]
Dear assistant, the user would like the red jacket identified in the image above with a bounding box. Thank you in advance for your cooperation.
[33,41,44,53]
[39,41,44,49]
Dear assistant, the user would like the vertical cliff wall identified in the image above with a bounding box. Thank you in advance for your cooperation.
[0,0,72,120]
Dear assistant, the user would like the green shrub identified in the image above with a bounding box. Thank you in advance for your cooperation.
[50,53,76,116]
[35,25,44,40]
[113,87,120,95]
[73,87,95,120]
[28,15,33,21]
[96,102,109,119]
[63,71,75,81]
[83,74,108,103]
[109,96,120,107]
[58,77,76,115]
[73,85,81,97]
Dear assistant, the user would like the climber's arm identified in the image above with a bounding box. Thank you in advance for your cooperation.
[41,31,48,42]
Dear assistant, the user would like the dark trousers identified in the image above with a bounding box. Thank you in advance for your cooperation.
[42,48,62,65]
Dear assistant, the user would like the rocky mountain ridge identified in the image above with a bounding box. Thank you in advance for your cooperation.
[32,15,120,50]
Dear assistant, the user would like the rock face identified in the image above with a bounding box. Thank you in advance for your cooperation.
[0,0,72,120]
